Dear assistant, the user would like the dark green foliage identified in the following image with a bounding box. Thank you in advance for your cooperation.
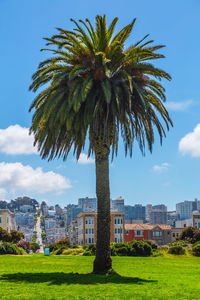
[10,230,24,244]
[179,227,200,244]
[0,242,23,255]
[170,240,189,248]
[192,243,200,256]
[82,244,96,256]
[30,242,40,253]
[29,15,172,162]
[145,240,158,250]
[48,238,70,253]
[84,241,152,257]
[0,228,24,243]
[168,246,185,255]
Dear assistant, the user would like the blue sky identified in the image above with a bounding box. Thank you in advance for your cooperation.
[0,0,200,210]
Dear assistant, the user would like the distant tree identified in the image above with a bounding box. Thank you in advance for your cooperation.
[179,226,200,244]
[0,228,11,242]
[10,230,24,244]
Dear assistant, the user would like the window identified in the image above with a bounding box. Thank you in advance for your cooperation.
[85,239,87,244]
[176,233,179,237]
[126,230,129,235]
[92,218,94,224]
[172,233,175,237]
[114,218,117,225]
[115,228,117,234]
[0,217,1,224]
[135,230,143,237]
[89,238,91,244]
[85,219,88,225]
[118,228,120,234]
[89,218,91,224]
[153,231,162,237]
[85,229,88,234]
[121,218,123,224]
[118,218,120,224]
[92,228,94,234]
[89,228,91,234]
[92,238,94,243]
[115,238,117,243]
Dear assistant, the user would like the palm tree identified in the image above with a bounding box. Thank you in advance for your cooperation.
[29,15,172,274]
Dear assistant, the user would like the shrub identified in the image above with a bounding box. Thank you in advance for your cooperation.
[30,242,40,253]
[168,245,185,255]
[192,243,200,256]
[111,240,152,257]
[48,238,70,253]
[83,250,93,256]
[170,240,189,248]
[63,248,84,256]
[17,241,30,252]
[0,242,23,255]
[145,240,158,249]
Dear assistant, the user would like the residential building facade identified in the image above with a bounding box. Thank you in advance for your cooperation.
[0,209,13,232]
[76,211,125,245]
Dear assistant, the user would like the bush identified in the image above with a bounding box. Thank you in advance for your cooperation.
[17,241,30,252]
[145,240,158,250]
[170,240,189,248]
[0,242,23,255]
[168,245,185,255]
[30,242,40,253]
[48,238,70,253]
[63,248,84,256]
[111,241,152,257]
[83,250,93,256]
[192,243,200,256]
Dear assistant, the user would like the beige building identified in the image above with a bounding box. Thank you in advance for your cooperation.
[76,211,125,245]
[171,228,183,241]
[0,209,13,232]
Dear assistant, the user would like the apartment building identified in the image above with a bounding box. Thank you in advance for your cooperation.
[0,209,13,232]
[124,223,172,245]
[76,211,125,245]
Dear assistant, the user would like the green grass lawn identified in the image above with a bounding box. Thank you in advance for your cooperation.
[0,255,200,299]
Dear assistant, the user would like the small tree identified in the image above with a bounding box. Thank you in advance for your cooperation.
[10,230,24,244]
[0,228,11,242]
[179,226,200,244]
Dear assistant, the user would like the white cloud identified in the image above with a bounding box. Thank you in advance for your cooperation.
[0,124,38,155]
[77,153,95,165]
[0,162,71,194]
[153,162,170,172]
[165,100,193,111]
[179,124,200,157]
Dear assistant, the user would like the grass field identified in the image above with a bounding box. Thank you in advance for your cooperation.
[0,254,200,299]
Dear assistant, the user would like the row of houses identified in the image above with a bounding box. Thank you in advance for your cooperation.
[68,211,196,246]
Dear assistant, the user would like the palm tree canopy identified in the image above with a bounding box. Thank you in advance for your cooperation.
[29,15,172,161]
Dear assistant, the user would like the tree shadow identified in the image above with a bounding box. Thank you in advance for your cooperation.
[0,272,157,286]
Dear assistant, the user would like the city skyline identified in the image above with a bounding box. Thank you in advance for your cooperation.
[0,0,200,210]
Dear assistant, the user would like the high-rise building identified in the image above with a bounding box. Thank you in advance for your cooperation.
[66,204,82,226]
[111,197,124,212]
[176,199,200,220]
[150,211,167,225]
[78,197,97,212]
[125,204,145,222]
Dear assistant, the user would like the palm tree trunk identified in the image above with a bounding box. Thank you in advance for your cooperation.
[93,146,112,274]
